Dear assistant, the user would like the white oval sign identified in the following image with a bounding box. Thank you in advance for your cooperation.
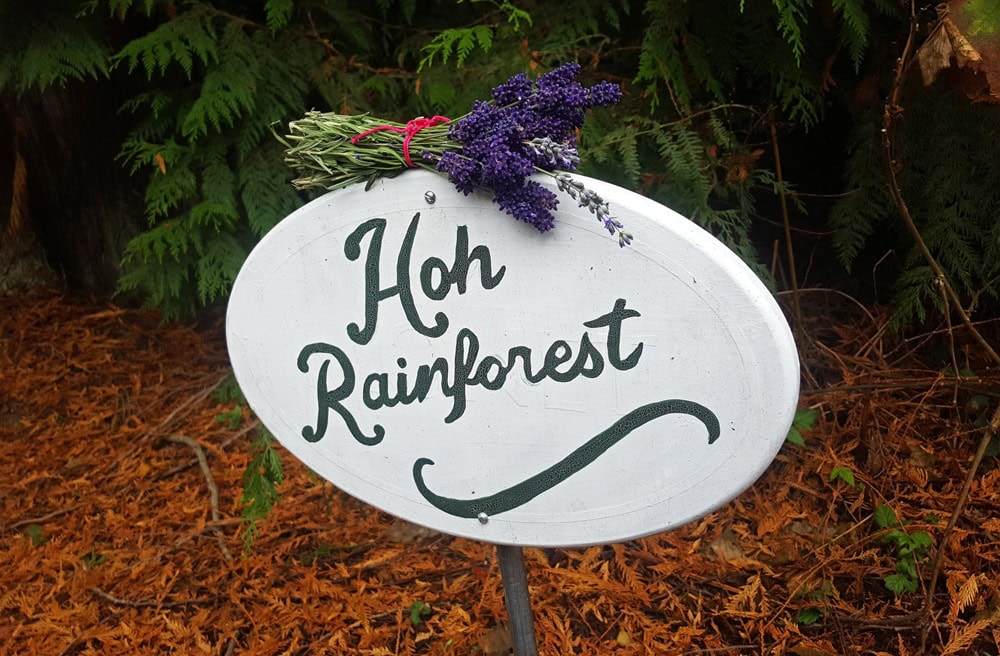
[227,169,798,547]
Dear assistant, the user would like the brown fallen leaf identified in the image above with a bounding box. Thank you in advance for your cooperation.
[708,527,746,562]
[917,2,1000,102]
[478,622,513,656]
[382,518,440,544]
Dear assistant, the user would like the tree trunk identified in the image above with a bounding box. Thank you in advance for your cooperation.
[0,79,145,297]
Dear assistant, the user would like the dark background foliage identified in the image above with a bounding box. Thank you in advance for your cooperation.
[1,0,998,324]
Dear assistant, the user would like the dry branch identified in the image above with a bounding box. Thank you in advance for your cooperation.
[90,587,217,608]
[167,434,233,563]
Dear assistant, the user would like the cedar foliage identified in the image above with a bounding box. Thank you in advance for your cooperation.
[3,1,998,326]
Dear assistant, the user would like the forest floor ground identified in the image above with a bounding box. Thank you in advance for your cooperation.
[1,290,998,655]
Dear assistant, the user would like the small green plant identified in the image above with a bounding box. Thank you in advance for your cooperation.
[408,600,433,626]
[212,374,245,404]
[786,408,818,446]
[794,580,835,625]
[830,466,863,490]
[25,524,47,546]
[873,504,932,596]
[297,542,333,567]
[81,548,107,568]
[214,403,243,429]
[240,429,285,553]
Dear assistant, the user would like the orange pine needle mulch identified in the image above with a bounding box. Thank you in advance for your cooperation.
[1,291,998,655]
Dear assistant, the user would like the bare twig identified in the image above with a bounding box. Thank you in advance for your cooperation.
[770,121,802,332]
[922,407,999,636]
[157,418,261,481]
[4,505,79,531]
[168,435,233,563]
[100,371,229,475]
[937,276,962,405]
[89,586,217,608]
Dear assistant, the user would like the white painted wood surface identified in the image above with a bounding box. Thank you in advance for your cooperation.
[227,169,799,547]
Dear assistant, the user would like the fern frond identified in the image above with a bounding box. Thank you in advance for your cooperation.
[657,124,711,205]
[107,0,159,17]
[771,0,810,63]
[199,144,237,211]
[113,10,218,78]
[890,266,938,328]
[144,159,198,222]
[196,232,246,304]
[419,26,494,70]
[240,144,302,237]
[832,0,870,70]
[636,0,692,112]
[235,32,312,157]
[830,118,892,269]
[118,217,198,318]
[774,71,820,127]
[264,0,294,29]
[240,429,285,552]
[182,22,256,139]
[120,90,172,117]
[14,17,108,91]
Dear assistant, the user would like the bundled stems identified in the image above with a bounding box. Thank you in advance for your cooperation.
[279,63,632,246]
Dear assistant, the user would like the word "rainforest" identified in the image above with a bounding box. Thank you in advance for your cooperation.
[298,298,642,446]
[295,212,643,447]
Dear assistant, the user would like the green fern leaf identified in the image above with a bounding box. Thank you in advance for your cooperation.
[890,266,937,328]
[190,201,239,231]
[635,0,692,112]
[236,32,311,157]
[832,0,870,70]
[240,145,302,237]
[264,0,294,30]
[771,0,809,63]
[199,144,237,212]
[420,26,494,69]
[241,429,285,552]
[15,17,108,91]
[144,161,198,223]
[196,232,246,304]
[181,24,256,139]
[105,0,158,17]
[113,11,218,79]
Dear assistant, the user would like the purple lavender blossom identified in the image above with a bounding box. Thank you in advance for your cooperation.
[492,72,533,105]
[495,180,559,232]
[434,63,628,243]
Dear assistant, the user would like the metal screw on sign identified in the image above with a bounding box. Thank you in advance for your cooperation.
[497,545,539,656]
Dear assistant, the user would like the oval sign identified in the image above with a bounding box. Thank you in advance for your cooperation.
[227,169,799,547]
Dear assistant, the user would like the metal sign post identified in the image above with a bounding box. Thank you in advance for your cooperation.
[497,545,539,656]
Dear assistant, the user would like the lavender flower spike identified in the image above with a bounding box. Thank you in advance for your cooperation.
[283,63,632,246]
[554,172,630,246]
[526,138,580,170]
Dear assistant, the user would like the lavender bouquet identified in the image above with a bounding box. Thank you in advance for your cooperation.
[280,63,632,246]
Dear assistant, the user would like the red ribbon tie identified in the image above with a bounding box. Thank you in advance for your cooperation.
[350,115,451,167]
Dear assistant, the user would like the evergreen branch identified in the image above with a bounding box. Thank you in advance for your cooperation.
[240,429,285,553]
[587,104,763,148]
